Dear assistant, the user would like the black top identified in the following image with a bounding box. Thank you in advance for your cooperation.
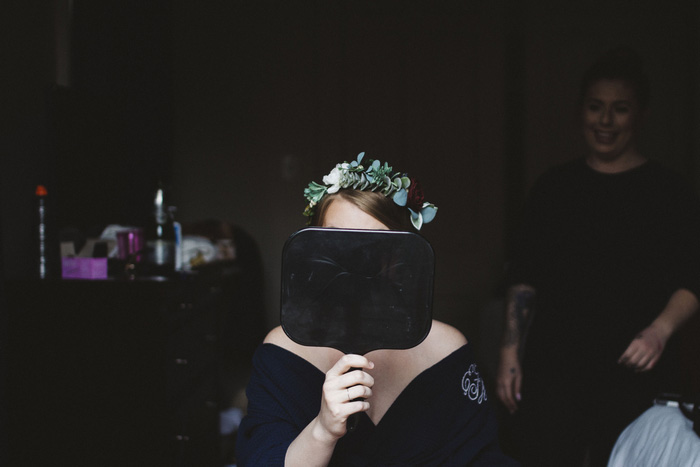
[236,343,518,466]
[508,157,700,369]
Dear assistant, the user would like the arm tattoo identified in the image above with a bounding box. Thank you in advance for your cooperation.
[502,286,536,347]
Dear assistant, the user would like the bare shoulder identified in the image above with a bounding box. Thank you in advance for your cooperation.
[263,326,341,372]
[263,325,292,346]
[263,326,309,354]
[421,320,468,359]
[372,320,468,380]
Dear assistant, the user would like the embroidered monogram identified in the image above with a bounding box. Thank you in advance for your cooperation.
[461,363,487,404]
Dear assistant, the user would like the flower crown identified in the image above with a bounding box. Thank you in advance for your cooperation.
[303,152,438,230]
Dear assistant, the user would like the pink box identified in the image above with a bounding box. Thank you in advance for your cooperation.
[62,257,108,280]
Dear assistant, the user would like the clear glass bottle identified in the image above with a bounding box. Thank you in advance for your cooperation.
[145,185,175,277]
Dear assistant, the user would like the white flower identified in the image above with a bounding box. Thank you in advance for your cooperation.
[323,163,356,193]
[323,166,343,193]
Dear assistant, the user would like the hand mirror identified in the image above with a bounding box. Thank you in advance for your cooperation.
[280,227,434,355]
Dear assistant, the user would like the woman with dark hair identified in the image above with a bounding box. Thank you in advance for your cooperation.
[237,153,517,466]
[496,47,700,465]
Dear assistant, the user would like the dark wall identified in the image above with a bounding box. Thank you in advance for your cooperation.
[57,1,174,231]
[170,1,511,338]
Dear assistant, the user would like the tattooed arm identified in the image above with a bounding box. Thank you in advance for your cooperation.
[496,284,536,414]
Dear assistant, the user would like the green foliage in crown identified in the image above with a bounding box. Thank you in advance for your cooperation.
[303,152,437,230]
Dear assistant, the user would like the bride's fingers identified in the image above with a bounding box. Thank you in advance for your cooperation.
[323,372,374,405]
[324,356,375,397]
[328,354,374,376]
[339,369,374,390]
[344,384,373,402]
[345,399,371,414]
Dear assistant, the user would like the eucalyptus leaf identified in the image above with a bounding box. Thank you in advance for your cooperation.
[408,208,423,230]
[394,189,407,206]
[421,205,437,224]
[411,216,423,230]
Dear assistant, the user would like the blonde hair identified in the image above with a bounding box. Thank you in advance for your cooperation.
[312,189,416,232]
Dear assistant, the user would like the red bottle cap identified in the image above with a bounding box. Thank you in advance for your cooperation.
[35,185,48,196]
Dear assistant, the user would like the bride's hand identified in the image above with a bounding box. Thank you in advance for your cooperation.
[315,354,375,441]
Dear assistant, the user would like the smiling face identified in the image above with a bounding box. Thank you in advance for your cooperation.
[582,79,644,163]
[321,196,389,230]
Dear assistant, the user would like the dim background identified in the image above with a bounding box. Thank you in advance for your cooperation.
[2,0,699,399]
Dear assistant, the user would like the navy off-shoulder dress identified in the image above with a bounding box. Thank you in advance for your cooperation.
[236,343,518,466]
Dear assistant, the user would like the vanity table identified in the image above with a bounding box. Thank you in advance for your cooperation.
[3,265,263,467]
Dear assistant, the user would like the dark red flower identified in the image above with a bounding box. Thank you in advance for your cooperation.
[406,178,425,211]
